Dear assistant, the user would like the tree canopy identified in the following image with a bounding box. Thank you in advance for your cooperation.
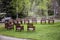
[0,0,51,18]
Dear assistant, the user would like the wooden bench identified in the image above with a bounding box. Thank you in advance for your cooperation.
[48,17,54,24]
[27,23,35,31]
[41,18,46,24]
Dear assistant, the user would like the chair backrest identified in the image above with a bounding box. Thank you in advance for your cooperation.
[24,18,29,21]
[50,17,54,19]
[27,23,33,27]
[32,18,37,21]
[41,18,46,21]
[9,19,14,25]
[48,17,54,21]
[5,21,9,26]
[16,18,20,21]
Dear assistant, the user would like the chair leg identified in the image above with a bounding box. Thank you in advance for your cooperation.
[48,20,50,24]
[53,20,54,24]
[41,20,42,24]
[45,21,46,24]
[24,21,25,24]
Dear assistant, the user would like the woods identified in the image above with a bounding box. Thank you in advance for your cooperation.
[0,0,60,19]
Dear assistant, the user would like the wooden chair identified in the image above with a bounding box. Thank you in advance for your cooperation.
[48,17,54,24]
[5,19,14,29]
[41,18,46,24]
[13,20,17,25]
[24,18,29,24]
[7,22,14,30]
[27,23,35,31]
[32,18,37,24]
[20,19,23,24]
[16,22,24,31]
[16,18,21,24]
[5,19,14,30]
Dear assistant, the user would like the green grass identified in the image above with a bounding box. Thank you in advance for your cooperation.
[0,22,60,40]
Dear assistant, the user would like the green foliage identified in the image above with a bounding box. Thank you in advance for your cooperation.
[48,10,54,16]
[0,0,51,18]
[10,0,51,18]
[11,0,27,18]
[11,0,24,13]
[0,14,4,21]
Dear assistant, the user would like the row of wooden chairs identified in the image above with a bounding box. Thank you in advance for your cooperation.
[16,18,37,24]
[4,17,54,31]
[41,17,54,24]
[5,19,35,31]
[14,18,54,24]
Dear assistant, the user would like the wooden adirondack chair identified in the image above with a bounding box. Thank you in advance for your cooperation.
[41,18,46,24]
[15,21,24,31]
[32,18,37,24]
[48,17,54,24]
[27,23,35,31]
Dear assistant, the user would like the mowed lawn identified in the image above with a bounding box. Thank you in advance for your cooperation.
[0,22,60,40]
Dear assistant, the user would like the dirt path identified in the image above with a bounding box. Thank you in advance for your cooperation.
[0,35,30,40]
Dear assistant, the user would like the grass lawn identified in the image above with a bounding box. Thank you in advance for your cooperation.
[0,22,60,40]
